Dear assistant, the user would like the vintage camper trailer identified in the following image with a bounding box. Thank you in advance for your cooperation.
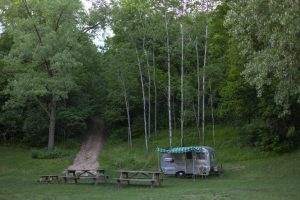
[157,146,222,177]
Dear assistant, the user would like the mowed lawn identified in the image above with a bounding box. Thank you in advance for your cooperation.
[0,145,300,200]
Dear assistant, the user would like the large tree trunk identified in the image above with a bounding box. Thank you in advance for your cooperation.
[48,96,56,149]
[180,23,184,147]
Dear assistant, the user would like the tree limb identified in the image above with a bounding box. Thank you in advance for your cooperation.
[34,97,50,118]
[77,22,101,42]
[22,0,43,44]
[22,0,53,77]
[55,6,67,32]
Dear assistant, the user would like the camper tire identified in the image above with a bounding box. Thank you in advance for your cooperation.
[175,171,185,178]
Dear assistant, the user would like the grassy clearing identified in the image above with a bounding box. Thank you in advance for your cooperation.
[0,125,300,200]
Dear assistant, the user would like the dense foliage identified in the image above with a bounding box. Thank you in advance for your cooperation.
[0,0,299,152]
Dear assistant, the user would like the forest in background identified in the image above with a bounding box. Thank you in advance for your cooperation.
[0,0,299,153]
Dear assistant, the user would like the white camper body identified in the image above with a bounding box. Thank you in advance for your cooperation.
[159,146,219,177]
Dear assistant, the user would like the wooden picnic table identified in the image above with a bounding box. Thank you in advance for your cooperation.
[61,169,108,184]
[39,175,60,183]
[115,170,163,188]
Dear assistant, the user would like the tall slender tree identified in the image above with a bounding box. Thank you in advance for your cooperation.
[180,22,184,146]
[111,0,151,151]
[140,17,152,139]
[135,46,148,151]
[163,0,173,148]
[209,80,215,146]
[152,47,158,136]
[195,36,201,145]
[118,71,132,148]
[202,0,209,145]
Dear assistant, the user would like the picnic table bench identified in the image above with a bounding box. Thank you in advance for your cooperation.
[39,175,60,183]
[115,170,163,188]
[61,169,108,184]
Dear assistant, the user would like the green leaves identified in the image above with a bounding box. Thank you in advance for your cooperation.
[4,71,48,108]
[225,0,300,115]
[2,0,85,107]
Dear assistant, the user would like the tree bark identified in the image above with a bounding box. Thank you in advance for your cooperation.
[164,11,172,148]
[202,0,208,146]
[135,47,148,151]
[119,72,132,148]
[48,95,56,149]
[180,23,184,147]
[139,10,152,140]
[152,47,157,136]
[172,94,176,130]
[195,37,201,145]
[125,92,132,149]
[142,36,151,139]
[209,80,215,146]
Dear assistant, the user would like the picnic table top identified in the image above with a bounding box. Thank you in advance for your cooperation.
[117,170,162,174]
[67,169,105,172]
[65,169,107,178]
[40,175,59,177]
[115,170,163,187]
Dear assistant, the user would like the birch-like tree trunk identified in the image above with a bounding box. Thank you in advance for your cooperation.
[164,10,172,148]
[119,72,132,148]
[202,0,209,146]
[142,35,151,139]
[195,37,201,145]
[209,80,215,146]
[135,47,148,151]
[139,10,152,139]
[152,47,157,136]
[180,23,184,147]
[192,98,201,142]
[172,94,176,130]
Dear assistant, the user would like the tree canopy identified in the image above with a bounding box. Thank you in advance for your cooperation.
[0,0,299,152]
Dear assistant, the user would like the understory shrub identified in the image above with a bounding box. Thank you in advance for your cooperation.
[31,148,67,159]
[239,121,298,153]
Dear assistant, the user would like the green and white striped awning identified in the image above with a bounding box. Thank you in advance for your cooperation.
[156,146,204,153]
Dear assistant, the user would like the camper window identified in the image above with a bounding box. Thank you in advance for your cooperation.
[196,152,206,160]
[210,153,215,161]
[164,157,174,163]
[186,152,193,159]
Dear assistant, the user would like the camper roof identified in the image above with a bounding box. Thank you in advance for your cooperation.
[157,146,215,154]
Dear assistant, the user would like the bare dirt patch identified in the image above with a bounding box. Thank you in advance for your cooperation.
[68,117,106,171]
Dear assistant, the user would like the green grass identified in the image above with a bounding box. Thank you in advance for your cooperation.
[0,125,300,200]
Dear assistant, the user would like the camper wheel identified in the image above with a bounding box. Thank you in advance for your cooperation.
[175,171,185,178]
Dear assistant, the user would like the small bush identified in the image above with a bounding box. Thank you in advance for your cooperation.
[239,121,298,153]
[31,148,66,159]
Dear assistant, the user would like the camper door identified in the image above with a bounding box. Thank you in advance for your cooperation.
[185,152,194,174]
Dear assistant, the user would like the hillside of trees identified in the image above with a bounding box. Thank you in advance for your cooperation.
[0,0,299,152]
